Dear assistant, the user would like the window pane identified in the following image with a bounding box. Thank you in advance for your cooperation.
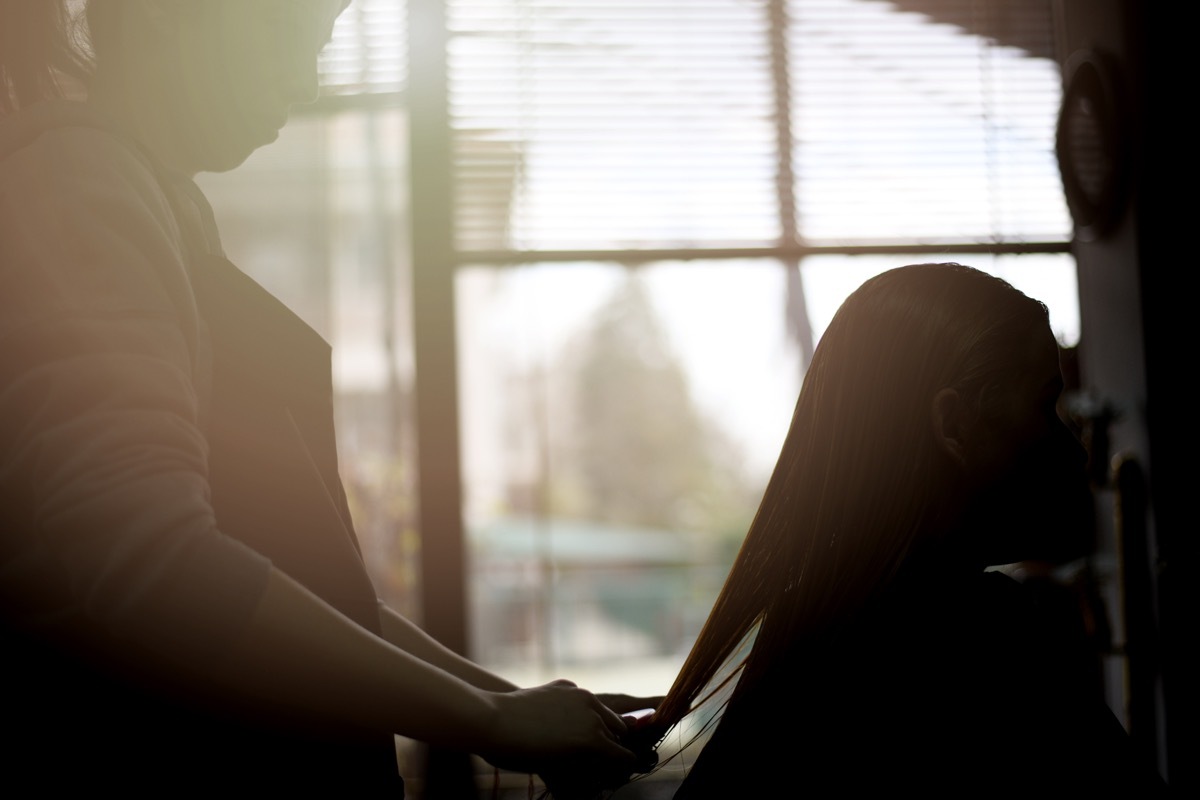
[321,0,408,95]
[447,0,1069,252]
[197,109,421,619]
[789,0,1069,242]
[457,261,804,696]
[455,252,1078,700]
[448,1,781,251]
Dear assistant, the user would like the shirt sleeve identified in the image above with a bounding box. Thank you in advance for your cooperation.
[0,125,270,666]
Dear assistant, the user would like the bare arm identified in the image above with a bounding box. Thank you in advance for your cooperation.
[218,569,634,772]
[377,602,519,693]
[376,601,663,789]
[379,603,665,712]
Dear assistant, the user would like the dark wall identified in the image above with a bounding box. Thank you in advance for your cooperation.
[1130,3,1195,792]
[1057,0,1194,791]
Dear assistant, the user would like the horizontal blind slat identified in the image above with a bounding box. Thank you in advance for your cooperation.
[443,0,1068,252]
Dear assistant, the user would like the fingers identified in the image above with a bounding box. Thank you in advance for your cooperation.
[619,707,656,730]
[596,738,639,768]
[597,692,666,715]
[592,696,630,741]
[569,689,637,765]
[498,680,642,768]
[539,680,629,744]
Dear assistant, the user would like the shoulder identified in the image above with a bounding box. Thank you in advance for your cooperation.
[0,103,178,244]
[0,103,195,323]
[1,100,161,179]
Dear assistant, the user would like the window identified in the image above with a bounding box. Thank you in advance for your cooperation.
[198,0,1073,771]
[441,0,1074,701]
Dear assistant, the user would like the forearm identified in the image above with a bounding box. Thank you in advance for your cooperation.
[216,569,634,772]
[216,568,502,751]
[377,603,519,693]
[376,607,664,714]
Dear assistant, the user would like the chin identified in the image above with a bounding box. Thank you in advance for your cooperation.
[191,119,281,173]
[200,152,256,174]
[197,137,273,173]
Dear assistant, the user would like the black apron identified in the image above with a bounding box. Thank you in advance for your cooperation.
[187,245,406,796]
[161,161,408,796]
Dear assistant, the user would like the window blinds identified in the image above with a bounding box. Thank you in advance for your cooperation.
[445,0,1069,253]
[319,0,408,94]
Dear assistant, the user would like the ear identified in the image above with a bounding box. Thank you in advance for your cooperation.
[931,387,968,466]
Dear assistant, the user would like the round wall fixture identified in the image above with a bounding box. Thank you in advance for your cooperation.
[1055,48,1129,242]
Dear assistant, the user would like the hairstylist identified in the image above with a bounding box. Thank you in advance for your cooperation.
[0,2,648,795]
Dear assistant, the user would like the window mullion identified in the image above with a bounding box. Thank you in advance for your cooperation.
[409,0,470,656]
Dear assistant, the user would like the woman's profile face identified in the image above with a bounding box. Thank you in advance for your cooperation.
[171,0,346,171]
[963,321,1092,566]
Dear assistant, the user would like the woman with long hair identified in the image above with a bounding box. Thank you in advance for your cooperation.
[1,2,649,795]
[636,262,1166,795]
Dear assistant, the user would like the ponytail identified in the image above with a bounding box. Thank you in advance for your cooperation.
[1,0,90,113]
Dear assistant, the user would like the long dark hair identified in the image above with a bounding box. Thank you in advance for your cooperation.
[649,262,1050,739]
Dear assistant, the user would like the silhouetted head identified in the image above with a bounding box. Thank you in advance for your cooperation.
[651,262,1092,733]
[2,0,350,173]
[789,261,1089,577]
[91,0,350,172]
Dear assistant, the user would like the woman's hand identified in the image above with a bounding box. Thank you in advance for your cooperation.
[479,679,637,775]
